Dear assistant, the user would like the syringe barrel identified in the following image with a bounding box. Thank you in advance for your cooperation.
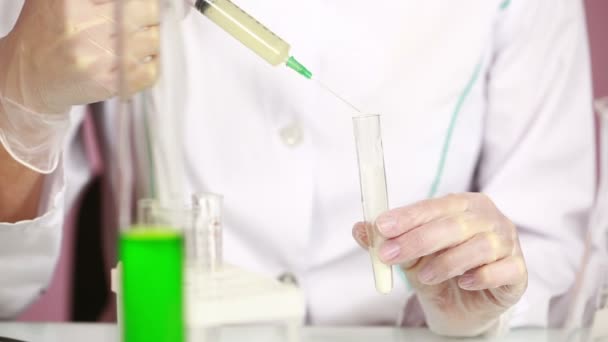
[196,0,291,66]
[353,114,394,294]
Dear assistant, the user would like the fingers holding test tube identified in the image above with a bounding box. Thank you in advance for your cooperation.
[352,193,528,333]
[354,193,527,289]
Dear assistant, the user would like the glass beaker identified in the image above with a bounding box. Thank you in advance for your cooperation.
[353,114,394,294]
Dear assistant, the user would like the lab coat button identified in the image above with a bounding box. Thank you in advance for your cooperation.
[279,123,303,147]
[278,272,299,287]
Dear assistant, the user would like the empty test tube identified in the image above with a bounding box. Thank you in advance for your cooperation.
[189,193,224,272]
[353,114,393,294]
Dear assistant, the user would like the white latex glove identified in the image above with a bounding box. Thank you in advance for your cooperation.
[353,193,528,336]
[0,0,160,173]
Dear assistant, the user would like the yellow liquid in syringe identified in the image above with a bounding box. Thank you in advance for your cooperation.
[195,0,291,66]
[194,0,361,113]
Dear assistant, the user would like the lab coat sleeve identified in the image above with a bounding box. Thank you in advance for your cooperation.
[0,164,65,319]
[479,0,595,327]
[0,0,57,319]
[0,105,88,319]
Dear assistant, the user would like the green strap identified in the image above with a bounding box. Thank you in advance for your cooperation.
[426,0,508,198]
[397,0,511,298]
[427,62,483,198]
[396,62,484,289]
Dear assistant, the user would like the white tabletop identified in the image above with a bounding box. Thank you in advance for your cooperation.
[0,323,594,342]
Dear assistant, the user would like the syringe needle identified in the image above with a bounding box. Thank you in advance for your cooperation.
[314,78,362,114]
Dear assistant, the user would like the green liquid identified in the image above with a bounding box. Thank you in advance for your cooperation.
[119,227,185,342]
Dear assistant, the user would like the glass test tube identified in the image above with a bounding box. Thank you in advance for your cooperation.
[353,114,394,294]
[120,199,185,342]
[188,193,224,272]
[115,0,187,341]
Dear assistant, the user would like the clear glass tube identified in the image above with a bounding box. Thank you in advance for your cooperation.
[115,0,187,340]
[116,0,187,214]
[353,114,393,294]
[120,198,185,342]
[188,193,224,272]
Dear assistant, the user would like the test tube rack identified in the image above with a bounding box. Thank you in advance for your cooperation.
[111,263,305,342]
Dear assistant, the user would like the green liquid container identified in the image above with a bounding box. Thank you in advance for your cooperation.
[119,227,185,342]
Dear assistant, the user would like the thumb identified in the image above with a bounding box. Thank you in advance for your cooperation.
[352,222,370,250]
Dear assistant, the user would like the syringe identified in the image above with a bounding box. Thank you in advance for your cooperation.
[194,0,362,113]
[194,0,312,79]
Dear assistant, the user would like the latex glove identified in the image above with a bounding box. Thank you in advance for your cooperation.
[353,193,528,336]
[0,0,160,173]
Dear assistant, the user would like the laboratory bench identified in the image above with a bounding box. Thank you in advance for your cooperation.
[0,323,599,342]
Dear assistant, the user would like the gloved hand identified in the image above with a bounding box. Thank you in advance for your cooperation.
[353,193,528,336]
[0,0,160,173]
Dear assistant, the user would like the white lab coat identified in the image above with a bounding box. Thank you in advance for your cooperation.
[0,0,598,328]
